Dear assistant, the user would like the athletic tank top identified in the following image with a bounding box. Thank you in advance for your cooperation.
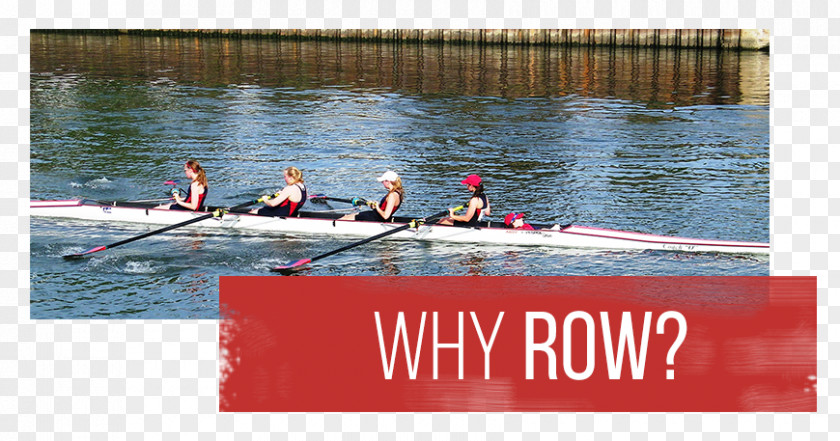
[378,192,401,217]
[279,183,307,217]
[257,183,306,217]
[172,184,208,211]
[466,194,488,223]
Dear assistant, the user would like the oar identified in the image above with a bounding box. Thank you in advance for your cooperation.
[125,197,175,203]
[271,205,464,273]
[63,195,277,259]
[308,194,370,206]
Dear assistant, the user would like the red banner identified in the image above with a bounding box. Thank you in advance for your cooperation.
[219,277,816,412]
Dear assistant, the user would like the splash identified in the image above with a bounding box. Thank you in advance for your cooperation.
[123,261,156,274]
[69,177,113,189]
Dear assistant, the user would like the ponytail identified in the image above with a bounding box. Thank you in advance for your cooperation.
[389,177,405,202]
[285,166,304,184]
[185,160,208,188]
[472,182,484,198]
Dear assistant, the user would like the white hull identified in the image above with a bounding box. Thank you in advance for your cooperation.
[31,200,770,254]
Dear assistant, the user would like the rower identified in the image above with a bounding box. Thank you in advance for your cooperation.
[504,212,535,230]
[438,174,490,226]
[158,160,209,211]
[250,166,307,217]
[339,170,404,222]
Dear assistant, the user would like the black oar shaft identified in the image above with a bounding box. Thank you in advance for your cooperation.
[309,222,414,263]
[229,198,268,211]
[273,207,460,271]
[309,195,368,206]
[309,208,453,263]
[105,197,261,249]
[103,211,218,249]
[64,196,269,258]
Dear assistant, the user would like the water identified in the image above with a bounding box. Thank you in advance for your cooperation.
[30,33,770,319]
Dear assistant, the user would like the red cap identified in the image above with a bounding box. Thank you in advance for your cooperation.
[504,212,524,226]
[461,174,482,186]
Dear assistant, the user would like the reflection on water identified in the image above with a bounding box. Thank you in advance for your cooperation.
[31,33,768,106]
[460,253,487,276]
[377,248,402,275]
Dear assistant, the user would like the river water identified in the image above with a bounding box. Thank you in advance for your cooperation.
[29,33,769,319]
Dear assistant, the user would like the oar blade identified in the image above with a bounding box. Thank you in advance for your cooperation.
[63,245,107,259]
[63,210,220,259]
[271,258,312,273]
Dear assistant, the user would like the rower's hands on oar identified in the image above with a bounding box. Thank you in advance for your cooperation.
[171,188,184,202]
[63,208,226,259]
[247,192,282,213]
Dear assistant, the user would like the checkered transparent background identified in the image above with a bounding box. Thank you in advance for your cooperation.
[4,0,837,437]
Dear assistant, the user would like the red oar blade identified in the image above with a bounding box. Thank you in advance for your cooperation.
[63,245,107,259]
[271,258,312,273]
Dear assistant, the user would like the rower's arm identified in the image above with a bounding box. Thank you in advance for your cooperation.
[178,182,203,211]
[450,198,478,222]
[265,186,293,207]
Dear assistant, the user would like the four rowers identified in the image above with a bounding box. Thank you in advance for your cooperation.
[162,162,533,229]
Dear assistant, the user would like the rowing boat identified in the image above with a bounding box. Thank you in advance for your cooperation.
[30,199,769,254]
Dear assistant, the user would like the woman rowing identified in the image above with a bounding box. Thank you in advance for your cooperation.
[439,174,490,226]
[158,160,209,211]
[250,166,307,217]
[339,170,404,222]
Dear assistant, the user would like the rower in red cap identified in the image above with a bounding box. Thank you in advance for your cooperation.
[439,174,491,226]
[504,212,534,230]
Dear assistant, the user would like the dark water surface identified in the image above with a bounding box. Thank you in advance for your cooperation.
[30,33,769,319]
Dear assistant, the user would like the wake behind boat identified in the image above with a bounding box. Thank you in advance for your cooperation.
[31,199,770,255]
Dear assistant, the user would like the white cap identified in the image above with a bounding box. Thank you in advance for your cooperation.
[376,170,399,182]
